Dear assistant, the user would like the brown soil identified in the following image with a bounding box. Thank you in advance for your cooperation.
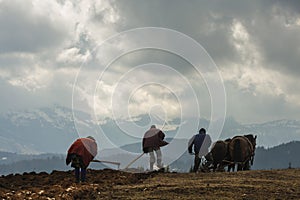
[0,168,299,199]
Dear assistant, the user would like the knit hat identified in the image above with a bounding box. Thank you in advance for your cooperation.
[86,136,95,141]
[199,128,206,134]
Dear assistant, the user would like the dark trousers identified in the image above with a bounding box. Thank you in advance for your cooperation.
[193,153,201,172]
[71,155,87,182]
[75,167,87,182]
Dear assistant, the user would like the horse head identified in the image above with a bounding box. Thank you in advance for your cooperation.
[244,134,256,149]
[244,134,257,165]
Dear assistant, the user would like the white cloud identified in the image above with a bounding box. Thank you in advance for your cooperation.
[5,67,52,92]
[57,47,91,64]
[221,65,284,97]
[297,18,300,26]
[230,19,261,66]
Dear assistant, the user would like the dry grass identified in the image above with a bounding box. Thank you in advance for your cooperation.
[0,169,300,199]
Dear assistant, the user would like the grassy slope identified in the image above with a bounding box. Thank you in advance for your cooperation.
[114,169,300,199]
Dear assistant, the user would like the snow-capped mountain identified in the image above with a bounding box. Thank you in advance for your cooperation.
[0,106,299,154]
[0,105,89,154]
[219,117,300,147]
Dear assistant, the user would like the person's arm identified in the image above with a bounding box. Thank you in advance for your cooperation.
[66,143,74,165]
[158,130,165,140]
[142,136,146,152]
[188,136,195,154]
[66,154,71,165]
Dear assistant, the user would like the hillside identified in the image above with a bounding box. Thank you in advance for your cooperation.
[1,106,300,154]
[253,141,300,169]
[0,169,299,199]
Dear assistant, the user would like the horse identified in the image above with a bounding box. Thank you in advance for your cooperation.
[202,139,231,172]
[227,134,257,171]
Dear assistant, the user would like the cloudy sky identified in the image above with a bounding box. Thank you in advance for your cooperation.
[0,0,300,124]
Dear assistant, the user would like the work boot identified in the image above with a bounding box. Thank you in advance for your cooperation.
[157,162,163,169]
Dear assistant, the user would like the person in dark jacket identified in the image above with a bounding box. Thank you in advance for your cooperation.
[188,128,212,172]
[66,136,98,182]
[142,125,168,170]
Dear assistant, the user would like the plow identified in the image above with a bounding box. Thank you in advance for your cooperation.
[91,159,121,170]
[92,153,146,171]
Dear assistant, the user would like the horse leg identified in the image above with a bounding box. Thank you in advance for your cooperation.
[213,163,217,172]
[218,163,225,172]
[228,163,235,172]
[243,160,250,170]
[250,156,254,165]
[227,164,231,172]
[237,164,243,171]
[227,165,231,172]
[233,163,236,172]
[214,161,220,172]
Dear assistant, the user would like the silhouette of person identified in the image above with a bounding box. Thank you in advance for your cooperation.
[142,125,168,170]
[188,128,212,172]
[66,136,97,182]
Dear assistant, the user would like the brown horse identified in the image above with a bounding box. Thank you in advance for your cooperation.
[228,134,256,171]
[203,139,231,171]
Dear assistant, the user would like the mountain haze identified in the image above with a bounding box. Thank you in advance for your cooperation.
[0,106,300,154]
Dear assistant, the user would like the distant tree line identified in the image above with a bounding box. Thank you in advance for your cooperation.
[0,156,68,175]
[0,155,108,175]
[252,141,300,170]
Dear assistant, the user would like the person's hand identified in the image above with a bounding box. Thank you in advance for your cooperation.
[189,152,194,155]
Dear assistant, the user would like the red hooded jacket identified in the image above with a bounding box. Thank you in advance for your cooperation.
[66,138,98,168]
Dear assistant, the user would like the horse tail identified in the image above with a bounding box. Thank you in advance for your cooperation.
[233,139,242,162]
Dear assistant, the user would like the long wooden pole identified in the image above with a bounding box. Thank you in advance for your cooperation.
[92,159,121,169]
[124,153,145,169]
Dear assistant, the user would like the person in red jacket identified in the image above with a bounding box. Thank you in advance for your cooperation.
[66,136,98,182]
[142,125,168,170]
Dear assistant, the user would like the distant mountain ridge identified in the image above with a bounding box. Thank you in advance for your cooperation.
[0,105,300,154]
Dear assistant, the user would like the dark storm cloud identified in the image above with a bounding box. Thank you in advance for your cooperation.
[276,0,300,13]
[0,0,68,53]
[115,0,237,65]
[114,0,300,76]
